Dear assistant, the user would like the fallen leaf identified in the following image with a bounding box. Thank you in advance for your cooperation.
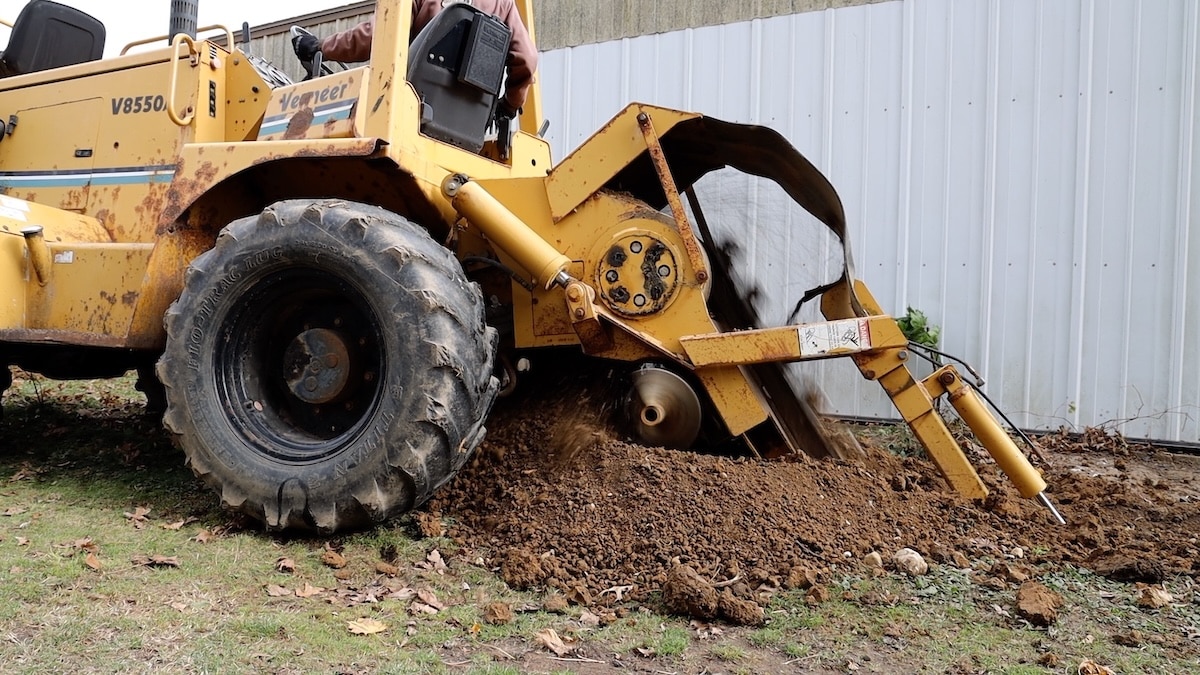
[535,628,570,656]
[295,583,326,598]
[84,552,102,571]
[416,589,444,610]
[1135,584,1173,609]
[131,554,180,568]
[426,549,447,573]
[3,506,26,516]
[265,584,293,597]
[1077,660,1116,675]
[15,537,29,546]
[409,602,439,615]
[579,610,601,627]
[124,506,152,529]
[347,618,388,635]
[191,530,214,544]
[162,517,199,531]
[600,584,634,601]
[321,550,348,569]
[170,602,187,612]
[386,587,417,601]
[276,557,296,573]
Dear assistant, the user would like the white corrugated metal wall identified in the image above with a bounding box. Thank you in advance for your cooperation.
[538,0,1200,443]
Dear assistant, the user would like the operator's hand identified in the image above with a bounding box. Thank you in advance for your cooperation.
[292,33,320,62]
[492,99,519,127]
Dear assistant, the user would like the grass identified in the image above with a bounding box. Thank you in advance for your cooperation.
[2,370,1198,673]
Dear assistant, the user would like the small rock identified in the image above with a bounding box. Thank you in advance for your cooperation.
[1135,584,1173,609]
[863,552,884,569]
[1011,547,1025,560]
[1015,581,1064,626]
[483,602,513,625]
[952,552,972,569]
[893,548,928,577]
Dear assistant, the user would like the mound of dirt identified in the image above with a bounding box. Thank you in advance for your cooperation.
[427,367,1200,619]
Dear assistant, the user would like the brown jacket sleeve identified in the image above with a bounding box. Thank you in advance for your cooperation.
[319,21,373,63]
[483,0,539,111]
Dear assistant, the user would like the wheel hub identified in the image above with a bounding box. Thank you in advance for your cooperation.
[284,328,353,405]
[627,365,702,449]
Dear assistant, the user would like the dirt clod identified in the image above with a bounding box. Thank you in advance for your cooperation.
[542,594,569,614]
[414,511,444,539]
[1091,554,1165,584]
[718,589,765,626]
[1015,581,1064,626]
[483,602,513,625]
[499,548,545,590]
[661,565,718,620]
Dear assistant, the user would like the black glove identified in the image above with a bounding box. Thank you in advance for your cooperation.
[292,33,320,62]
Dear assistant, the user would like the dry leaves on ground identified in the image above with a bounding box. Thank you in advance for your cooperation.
[535,628,573,656]
[124,506,151,529]
[162,517,198,531]
[346,618,388,635]
[131,554,180,568]
[295,583,326,598]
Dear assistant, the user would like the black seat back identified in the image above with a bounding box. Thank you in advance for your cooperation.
[406,4,510,152]
[1,0,105,77]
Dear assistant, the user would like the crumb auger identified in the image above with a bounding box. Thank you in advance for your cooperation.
[0,0,1060,533]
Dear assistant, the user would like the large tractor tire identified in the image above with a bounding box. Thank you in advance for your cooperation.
[157,200,499,533]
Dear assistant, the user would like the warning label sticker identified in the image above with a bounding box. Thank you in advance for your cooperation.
[797,319,872,357]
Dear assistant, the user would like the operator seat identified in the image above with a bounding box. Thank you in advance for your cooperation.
[406,4,511,153]
[0,0,105,78]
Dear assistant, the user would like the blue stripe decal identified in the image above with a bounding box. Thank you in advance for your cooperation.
[260,101,356,136]
[0,165,177,188]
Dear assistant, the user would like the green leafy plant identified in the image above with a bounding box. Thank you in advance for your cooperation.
[897,307,941,348]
